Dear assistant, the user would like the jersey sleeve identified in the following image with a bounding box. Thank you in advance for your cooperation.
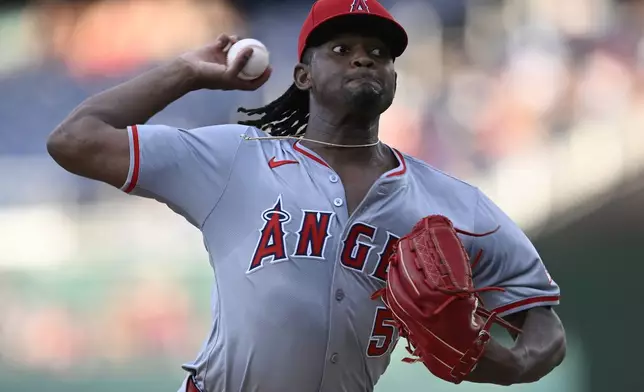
[470,190,560,317]
[120,123,249,228]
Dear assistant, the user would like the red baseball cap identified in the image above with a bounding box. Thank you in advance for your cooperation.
[298,0,408,60]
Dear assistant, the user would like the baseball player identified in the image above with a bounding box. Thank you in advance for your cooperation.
[47,0,566,391]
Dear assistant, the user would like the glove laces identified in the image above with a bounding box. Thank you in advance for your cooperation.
[432,286,504,316]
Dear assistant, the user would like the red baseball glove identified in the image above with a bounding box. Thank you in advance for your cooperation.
[372,215,522,384]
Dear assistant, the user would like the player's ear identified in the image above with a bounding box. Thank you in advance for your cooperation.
[393,71,398,94]
[293,63,312,91]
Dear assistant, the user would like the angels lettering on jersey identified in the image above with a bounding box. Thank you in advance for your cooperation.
[248,195,398,282]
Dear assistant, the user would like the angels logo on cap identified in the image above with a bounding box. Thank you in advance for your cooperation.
[297,0,408,60]
[350,0,370,12]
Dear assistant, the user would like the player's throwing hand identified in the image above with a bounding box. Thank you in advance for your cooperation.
[179,34,272,91]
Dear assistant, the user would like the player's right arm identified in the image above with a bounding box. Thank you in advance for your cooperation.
[46,59,195,189]
[47,35,270,224]
[47,34,271,190]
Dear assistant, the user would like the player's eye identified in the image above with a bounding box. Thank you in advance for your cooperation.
[371,47,392,59]
[332,45,349,54]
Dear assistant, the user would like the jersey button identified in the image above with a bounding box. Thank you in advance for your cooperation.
[335,289,345,301]
[329,174,339,183]
[333,198,343,207]
[330,353,339,363]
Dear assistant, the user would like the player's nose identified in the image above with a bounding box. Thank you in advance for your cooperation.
[351,50,375,68]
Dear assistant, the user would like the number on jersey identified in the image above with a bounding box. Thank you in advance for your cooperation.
[366,306,397,357]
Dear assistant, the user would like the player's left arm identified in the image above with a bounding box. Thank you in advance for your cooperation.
[465,190,566,386]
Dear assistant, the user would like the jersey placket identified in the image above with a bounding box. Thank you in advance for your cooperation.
[321,173,406,391]
[291,142,407,391]
[291,142,352,390]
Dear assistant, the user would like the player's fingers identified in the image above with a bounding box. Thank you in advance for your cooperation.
[236,66,272,91]
[253,66,273,86]
[222,35,242,54]
[225,47,254,75]
[213,34,232,51]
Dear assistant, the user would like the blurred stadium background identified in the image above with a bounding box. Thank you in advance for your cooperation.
[0,0,643,390]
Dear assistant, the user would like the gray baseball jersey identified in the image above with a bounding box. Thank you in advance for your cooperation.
[120,123,560,392]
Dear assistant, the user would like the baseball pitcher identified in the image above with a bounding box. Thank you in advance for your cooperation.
[47,0,566,391]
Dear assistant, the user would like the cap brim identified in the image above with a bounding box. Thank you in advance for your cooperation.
[304,13,408,59]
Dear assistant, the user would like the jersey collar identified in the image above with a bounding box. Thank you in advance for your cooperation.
[292,140,408,179]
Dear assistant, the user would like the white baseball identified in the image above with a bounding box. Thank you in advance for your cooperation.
[226,38,270,80]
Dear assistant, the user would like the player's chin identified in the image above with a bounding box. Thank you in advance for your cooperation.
[345,87,392,113]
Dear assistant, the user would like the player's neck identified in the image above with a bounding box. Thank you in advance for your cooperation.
[299,102,394,165]
[304,107,380,146]
[301,116,383,163]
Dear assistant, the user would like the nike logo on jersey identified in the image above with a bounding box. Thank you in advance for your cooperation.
[268,157,299,169]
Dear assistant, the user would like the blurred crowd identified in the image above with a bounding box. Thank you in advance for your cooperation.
[0,269,208,372]
[1,0,644,373]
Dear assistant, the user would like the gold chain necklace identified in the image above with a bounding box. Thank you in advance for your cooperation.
[242,134,381,148]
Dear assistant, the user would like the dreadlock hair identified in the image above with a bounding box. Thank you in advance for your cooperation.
[237,84,309,137]
[237,49,313,137]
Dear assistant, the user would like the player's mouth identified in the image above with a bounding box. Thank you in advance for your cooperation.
[345,74,382,87]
